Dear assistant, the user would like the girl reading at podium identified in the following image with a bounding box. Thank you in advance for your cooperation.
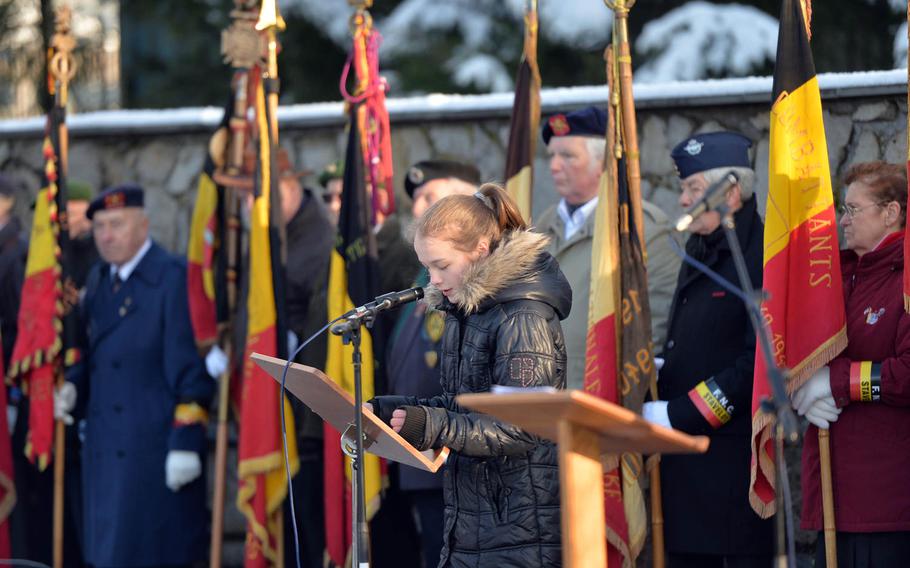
[369,184,572,567]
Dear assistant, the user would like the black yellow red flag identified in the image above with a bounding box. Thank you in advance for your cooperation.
[323,105,384,567]
[8,104,78,470]
[585,147,652,564]
[187,94,235,349]
[504,6,541,221]
[236,77,299,568]
[749,0,847,517]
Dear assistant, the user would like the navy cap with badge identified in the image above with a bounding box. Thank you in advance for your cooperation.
[541,106,607,145]
[671,131,753,179]
[87,183,144,220]
[404,159,481,199]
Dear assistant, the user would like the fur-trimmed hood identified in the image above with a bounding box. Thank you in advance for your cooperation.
[424,229,572,318]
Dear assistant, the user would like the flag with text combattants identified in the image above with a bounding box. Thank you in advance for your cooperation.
[323,104,384,567]
[236,79,299,568]
[503,7,541,221]
[749,0,847,518]
[585,154,652,567]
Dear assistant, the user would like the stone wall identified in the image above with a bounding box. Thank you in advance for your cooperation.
[0,74,906,253]
[0,74,906,564]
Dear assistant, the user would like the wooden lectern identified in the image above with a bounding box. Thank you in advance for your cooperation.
[252,353,448,472]
[458,390,709,568]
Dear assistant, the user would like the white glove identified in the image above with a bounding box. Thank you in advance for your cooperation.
[792,366,839,429]
[803,397,842,429]
[205,345,229,379]
[54,382,77,426]
[287,330,300,358]
[165,450,202,492]
[642,401,672,429]
[792,367,833,415]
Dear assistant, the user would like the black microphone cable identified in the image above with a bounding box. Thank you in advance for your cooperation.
[279,313,347,568]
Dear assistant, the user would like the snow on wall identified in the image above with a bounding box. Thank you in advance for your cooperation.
[0,69,905,138]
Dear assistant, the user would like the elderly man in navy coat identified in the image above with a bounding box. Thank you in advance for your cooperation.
[57,184,214,567]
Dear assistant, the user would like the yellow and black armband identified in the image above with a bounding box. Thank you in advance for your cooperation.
[687,378,733,429]
[849,361,882,402]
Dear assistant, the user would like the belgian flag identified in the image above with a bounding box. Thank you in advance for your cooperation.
[584,136,652,564]
[236,76,299,568]
[186,91,234,350]
[749,0,847,517]
[9,101,78,469]
[323,104,384,567]
[503,5,541,221]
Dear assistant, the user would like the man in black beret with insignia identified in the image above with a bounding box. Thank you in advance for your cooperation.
[58,183,214,567]
[536,106,680,390]
[642,131,773,567]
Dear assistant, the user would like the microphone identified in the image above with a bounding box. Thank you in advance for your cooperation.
[330,287,424,335]
[674,171,740,232]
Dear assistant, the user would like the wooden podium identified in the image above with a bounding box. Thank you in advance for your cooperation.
[458,390,709,568]
[252,353,448,471]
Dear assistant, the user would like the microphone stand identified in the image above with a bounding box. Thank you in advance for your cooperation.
[331,308,380,568]
[687,200,800,567]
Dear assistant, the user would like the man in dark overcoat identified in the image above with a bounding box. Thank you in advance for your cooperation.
[60,184,214,567]
[641,132,774,567]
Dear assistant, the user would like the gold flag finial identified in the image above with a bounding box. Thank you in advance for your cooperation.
[255,0,285,32]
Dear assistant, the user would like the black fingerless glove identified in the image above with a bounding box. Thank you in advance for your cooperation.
[396,405,428,448]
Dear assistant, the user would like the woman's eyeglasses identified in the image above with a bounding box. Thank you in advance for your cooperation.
[837,203,883,219]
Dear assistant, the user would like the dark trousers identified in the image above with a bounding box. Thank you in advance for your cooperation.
[409,489,445,568]
[669,552,771,568]
[283,439,326,568]
[815,531,910,568]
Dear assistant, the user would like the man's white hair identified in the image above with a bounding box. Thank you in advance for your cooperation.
[701,166,755,200]
[584,137,607,174]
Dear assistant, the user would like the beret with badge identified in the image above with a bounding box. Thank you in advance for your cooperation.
[670,131,753,179]
[541,106,607,145]
[405,159,481,199]
[87,183,144,220]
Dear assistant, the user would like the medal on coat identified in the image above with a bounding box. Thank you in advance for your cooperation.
[424,309,444,343]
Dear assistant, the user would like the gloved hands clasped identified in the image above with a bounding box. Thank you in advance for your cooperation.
[792,366,841,429]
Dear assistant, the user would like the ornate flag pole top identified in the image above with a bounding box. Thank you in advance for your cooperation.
[255,0,285,141]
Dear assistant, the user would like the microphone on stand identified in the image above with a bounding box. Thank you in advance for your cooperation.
[330,287,425,336]
[674,171,740,232]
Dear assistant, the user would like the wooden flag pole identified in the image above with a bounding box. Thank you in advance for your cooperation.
[819,429,837,567]
[209,3,259,561]
[48,8,76,568]
[606,0,644,249]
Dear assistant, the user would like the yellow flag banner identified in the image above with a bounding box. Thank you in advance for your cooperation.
[749,0,846,518]
[236,77,299,567]
[323,105,384,567]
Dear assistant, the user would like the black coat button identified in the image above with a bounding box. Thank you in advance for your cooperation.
[113,404,123,413]
[112,360,121,369]
[116,450,125,458]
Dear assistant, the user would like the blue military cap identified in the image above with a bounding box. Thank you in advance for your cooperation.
[671,132,753,179]
[541,106,607,145]
[87,183,144,219]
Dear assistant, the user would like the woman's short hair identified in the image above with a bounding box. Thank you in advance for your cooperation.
[844,161,907,227]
